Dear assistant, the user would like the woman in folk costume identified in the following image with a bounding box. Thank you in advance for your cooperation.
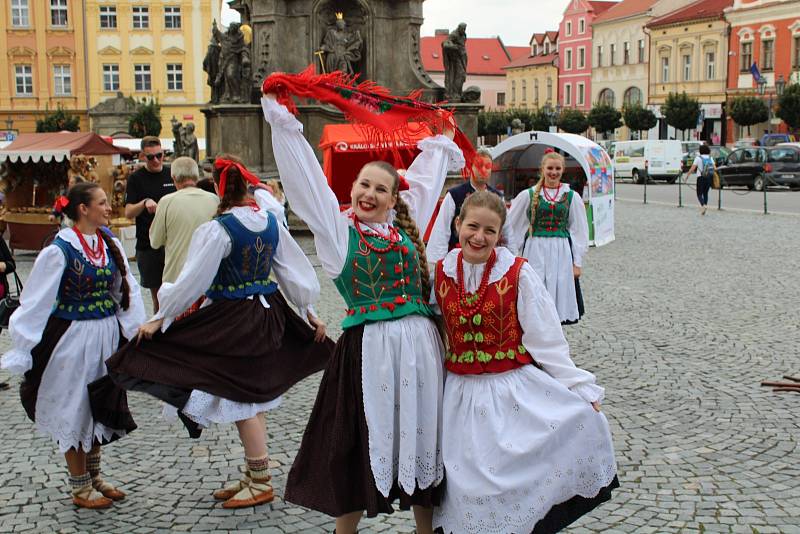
[1,182,145,509]
[432,191,618,534]
[261,66,467,534]
[105,156,333,509]
[507,150,589,324]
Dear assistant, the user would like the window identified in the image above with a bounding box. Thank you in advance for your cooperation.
[566,21,572,36]
[598,88,614,107]
[134,64,151,91]
[597,45,603,67]
[534,79,539,104]
[794,36,800,69]
[164,6,181,29]
[167,63,183,91]
[623,87,642,107]
[544,42,550,55]
[15,65,33,96]
[579,19,585,34]
[53,65,72,95]
[521,80,527,101]
[547,78,553,102]
[103,64,119,91]
[532,44,538,56]
[132,6,149,29]
[638,39,645,63]
[11,0,29,27]
[661,57,670,82]
[740,42,752,72]
[565,49,573,70]
[511,81,516,103]
[624,42,630,65]
[683,54,691,81]
[565,84,572,106]
[50,0,68,27]
[762,39,774,71]
[99,6,116,28]
[610,43,616,66]
[577,83,585,106]
[578,47,585,69]
[706,52,715,80]
[768,148,799,163]
[496,92,505,106]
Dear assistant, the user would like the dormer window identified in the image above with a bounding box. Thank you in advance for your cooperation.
[532,44,538,56]
[545,42,550,55]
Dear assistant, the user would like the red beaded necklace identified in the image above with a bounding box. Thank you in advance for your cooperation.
[542,183,561,203]
[353,214,401,254]
[72,226,106,266]
[455,249,496,316]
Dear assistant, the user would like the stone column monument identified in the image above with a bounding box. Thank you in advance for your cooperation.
[203,0,481,176]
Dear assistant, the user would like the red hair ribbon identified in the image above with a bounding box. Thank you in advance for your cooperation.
[398,176,410,192]
[214,158,262,198]
[544,147,556,154]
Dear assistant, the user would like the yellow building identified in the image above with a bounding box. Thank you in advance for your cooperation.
[503,33,559,111]
[84,0,221,138]
[0,0,90,133]
[646,0,731,142]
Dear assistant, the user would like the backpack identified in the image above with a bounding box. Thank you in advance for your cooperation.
[700,155,715,180]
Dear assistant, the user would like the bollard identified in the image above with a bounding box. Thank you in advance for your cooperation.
[678,173,683,208]
[643,163,648,204]
[717,185,722,210]
[763,179,768,215]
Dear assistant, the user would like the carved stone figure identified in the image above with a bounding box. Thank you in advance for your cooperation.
[203,23,223,104]
[320,13,363,75]
[462,85,481,104]
[442,23,468,102]
[171,118,199,162]
[214,22,251,103]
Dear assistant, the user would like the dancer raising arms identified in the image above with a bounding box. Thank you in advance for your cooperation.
[433,191,618,534]
[106,156,333,509]
[1,182,145,509]
[262,93,463,534]
[507,150,589,324]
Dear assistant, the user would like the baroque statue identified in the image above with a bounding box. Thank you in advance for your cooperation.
[442,23,468,102]
[170,117,199,162]
[204,20,252,104]
[203,26,223,104]
[319,12,363,75]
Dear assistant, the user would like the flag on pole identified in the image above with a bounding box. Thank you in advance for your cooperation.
[750,62,763,83]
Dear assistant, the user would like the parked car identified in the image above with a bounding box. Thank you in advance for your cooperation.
[716,146,800,190]
[681,146,730,173]
[614,140,683,183]
[759,133,798,147]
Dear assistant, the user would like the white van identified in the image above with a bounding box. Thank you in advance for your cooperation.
[613,140,683,183]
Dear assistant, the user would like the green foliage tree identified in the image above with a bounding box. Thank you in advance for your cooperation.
[530,108,551,132]
[776,83,800,130]
[623,103,658,139]
[477,111,507,137]
[729,96,769,137]
[556,108,589,134]
[35,105,80,132]
[661,92,701,140]
[587,104,622,139]
[128,98,162,137]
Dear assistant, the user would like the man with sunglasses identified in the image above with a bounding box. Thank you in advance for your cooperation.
[124,136,177,312]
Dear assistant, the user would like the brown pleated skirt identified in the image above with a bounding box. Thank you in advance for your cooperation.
[285,324,441,518]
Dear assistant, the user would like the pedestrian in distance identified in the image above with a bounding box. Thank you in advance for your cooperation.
[263,92,462,534]
[0,234,18,391]
[431,191,618,534]
[1,182,146,509]
[506,150,589,325]
[688,144,715,215]
[106,155,333,510]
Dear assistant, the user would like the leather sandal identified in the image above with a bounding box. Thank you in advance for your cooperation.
[92,476,126,501]
[221,478,274,509]
[213,474,254,501]
[72,485,113,509]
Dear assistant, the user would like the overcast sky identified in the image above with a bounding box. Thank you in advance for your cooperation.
[220,0,573,47]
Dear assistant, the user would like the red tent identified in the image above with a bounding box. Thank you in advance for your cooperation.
[319,122,433,204]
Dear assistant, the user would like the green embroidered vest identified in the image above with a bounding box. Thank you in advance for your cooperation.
[333,226,432,329]
[527,188,573,238]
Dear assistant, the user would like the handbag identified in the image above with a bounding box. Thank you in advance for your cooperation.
[0,272,23,330]
[712,171,721,190]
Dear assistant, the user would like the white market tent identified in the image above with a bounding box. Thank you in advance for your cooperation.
[489,131,616,246]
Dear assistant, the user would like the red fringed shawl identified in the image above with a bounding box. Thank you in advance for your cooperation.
[262,66,476,177]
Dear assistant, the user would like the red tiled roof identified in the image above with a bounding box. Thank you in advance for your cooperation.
[507,46,530,60]
[588,1,619,15]
[421,35,519,75]
[530,33,545,46]
[647,0,733,27]
[594,0,659,23]
[546,30,559,42]
[502,53,558,70]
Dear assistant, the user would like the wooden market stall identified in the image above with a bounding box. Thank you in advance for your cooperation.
[0,132,131,251]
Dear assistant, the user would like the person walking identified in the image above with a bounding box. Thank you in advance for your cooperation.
[124,137,177,312]
[149,157,219,284]
[688,144,715,215]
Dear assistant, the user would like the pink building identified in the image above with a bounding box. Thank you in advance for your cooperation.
[557,0,617,110]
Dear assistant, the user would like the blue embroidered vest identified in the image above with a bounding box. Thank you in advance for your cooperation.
[206,212,279,300]
[52,237,117,321]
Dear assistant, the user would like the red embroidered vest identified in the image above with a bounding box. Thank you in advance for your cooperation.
[435,256,537,375]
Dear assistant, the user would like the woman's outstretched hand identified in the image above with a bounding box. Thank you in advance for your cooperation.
[137,318,164,344]
[307,311,327,342]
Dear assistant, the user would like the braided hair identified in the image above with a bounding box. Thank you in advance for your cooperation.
[63,182,130,310]
[529,151,566,235]
[362,161,432,300]
[212,154,249,215]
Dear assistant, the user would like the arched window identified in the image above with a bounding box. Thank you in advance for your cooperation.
[598,88,615,107]
[511,80,516,103]
[623,87,642,107]
[521,80,527,101]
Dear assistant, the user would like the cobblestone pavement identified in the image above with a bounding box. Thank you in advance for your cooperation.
[1,201,799,534]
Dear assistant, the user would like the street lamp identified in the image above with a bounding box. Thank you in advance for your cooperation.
[4,117,12,131]
[776,74,786,97]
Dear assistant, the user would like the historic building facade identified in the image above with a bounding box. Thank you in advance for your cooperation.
[646,0,733,143]
[503,33,559,111]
